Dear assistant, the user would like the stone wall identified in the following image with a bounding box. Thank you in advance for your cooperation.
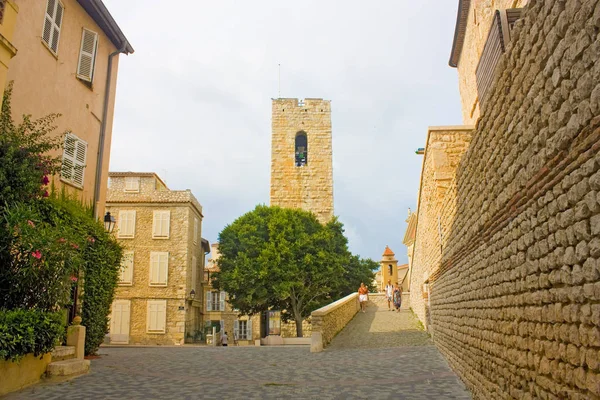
[281,318,312,338]
[270,98,334,224]
[410,1,600,398]
[455,0,530,125]
[410,127,473,325]
[106,174,204,345]
[311,292,360,351]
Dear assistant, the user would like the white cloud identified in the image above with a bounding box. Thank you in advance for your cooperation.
[105,0,462,263]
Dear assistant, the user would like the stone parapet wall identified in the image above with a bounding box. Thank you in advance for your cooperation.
[281,319,312,338]
[311,292,360,350]
[411,1,600,398]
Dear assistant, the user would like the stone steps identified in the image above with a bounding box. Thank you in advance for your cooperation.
[50,346,75,362]
[46,359,90,377]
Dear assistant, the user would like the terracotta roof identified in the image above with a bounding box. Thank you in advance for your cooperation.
[449,0,470,67]
[382,246,395,256]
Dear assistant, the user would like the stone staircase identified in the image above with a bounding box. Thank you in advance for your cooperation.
[46,345,90,377]
[46,320,90,378]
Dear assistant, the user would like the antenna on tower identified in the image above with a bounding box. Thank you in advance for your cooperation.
[278,63,281,98]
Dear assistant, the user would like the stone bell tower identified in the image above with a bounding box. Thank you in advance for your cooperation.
[270,98,333,224]
[380,246,398,291]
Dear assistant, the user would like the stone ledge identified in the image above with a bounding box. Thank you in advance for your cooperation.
[46,359,90,377]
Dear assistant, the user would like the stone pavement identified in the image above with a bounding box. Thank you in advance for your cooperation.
[6,304,471,399]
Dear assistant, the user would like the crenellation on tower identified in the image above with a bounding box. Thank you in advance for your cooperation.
[270,98,334,224]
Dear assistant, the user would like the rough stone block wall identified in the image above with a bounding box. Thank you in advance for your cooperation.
[410,127,473,325]
[456,0,530,125]
[270,98,333,224]
[107,175,204,345]
[281,318,312,338]
[410,1,600,398]
[311,293,360,348]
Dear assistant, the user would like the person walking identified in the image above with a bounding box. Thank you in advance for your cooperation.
[385,279,394,311]
[393,283,402,312]
[358,282,369,313]
[221,331,228,347]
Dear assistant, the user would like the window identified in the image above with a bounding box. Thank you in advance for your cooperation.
[119,251,134,285]
[193,218,199,244]
[61,133,87,188]
[117,210,136,238]
[475,8,522,109]
[149,252,168,286]
[42,0,64,54]
[152,210,171,238]
[191,256,197,293]
[295,132,307,167]
[76,28,98,82]
[147,300,166,333]
[206,291,225,311]
[124,177,140,192]
[234,319,252,340]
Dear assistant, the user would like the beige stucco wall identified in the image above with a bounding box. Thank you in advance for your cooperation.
[107,174,204,345]
[412,1,600,397]
[8,0,123,216]
[270,98,334,224]
[455,0,529,124]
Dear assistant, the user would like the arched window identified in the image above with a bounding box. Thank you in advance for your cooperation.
[388,265,393,275]
[295,132,307,167]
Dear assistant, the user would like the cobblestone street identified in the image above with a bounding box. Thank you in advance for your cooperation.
[6,304,470,399]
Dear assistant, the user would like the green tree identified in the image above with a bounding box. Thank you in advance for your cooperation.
[213,205,376,337]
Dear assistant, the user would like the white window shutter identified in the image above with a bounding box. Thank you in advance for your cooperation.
[128,211,136,237]
[42,0,63,54]
[162,211,170,237]
[152,211,159,237]
[220,320,224,334]
[157,301,166,332]
[247,319,252,340]
[234,320,239,340]
[73,140,87,187]
[150,253,159,284]
[147,302,157,331]
[220,291,226,311]
[77,29,98,82]
[159,253,168,284]
[120,252,133,284]
[206,291,212,311]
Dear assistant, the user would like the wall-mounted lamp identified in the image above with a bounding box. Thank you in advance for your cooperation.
[104,212,116,233]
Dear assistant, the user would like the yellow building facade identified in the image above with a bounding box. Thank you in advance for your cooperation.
[7,0,133,218]
[106,173,209,345]
[0,0,18,108]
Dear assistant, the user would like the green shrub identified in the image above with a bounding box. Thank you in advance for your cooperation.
[0,309,63,361]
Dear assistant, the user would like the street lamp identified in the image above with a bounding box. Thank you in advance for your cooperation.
[189,289,196,301]
[104,212,116,233]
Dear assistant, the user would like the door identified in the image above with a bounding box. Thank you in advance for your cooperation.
[111,300,130,343]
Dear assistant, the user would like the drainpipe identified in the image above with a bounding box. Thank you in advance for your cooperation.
[93,44,128,220]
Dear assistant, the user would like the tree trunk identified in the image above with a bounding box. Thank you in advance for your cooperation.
[295,315,303,337]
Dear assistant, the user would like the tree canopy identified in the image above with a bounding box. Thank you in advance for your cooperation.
[212,205,378,337]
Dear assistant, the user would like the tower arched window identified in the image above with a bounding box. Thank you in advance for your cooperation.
[388,265,393,275]
[295,132,307,167]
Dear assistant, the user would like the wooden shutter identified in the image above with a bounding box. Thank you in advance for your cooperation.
[77,29,98,82]
[73,139,87,187]
[234,320,239,340]
[206,291,212,311]
[220,320,224,334]
[120,251,134,284]
[219,291,226,311]
[152,211,170,238]
[42,0,64,54]
[247,319,252,340]
[150,252,168,285]
[124,177,140,192]
[475,9,522,109]
[61,134,76,181]
[191,256,197,292]
[147,300,167,332]
[118,210,136,238]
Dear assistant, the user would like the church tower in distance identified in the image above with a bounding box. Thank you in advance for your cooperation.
[270,98,333,224]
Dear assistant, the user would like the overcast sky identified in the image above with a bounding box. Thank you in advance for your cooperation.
[104,0,463,264]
